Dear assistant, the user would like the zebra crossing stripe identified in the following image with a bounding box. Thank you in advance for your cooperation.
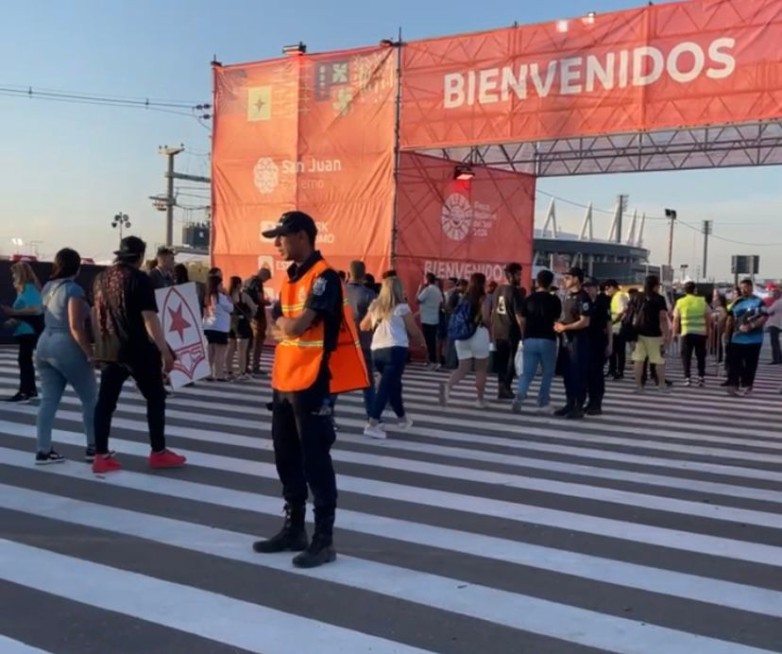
[0,539,435,654]
[6,394,781,488]
[1,444,781,622]
[4,392,782,523]
[0,487,779,654]
[0,636,53,654]
[1,421,780,567]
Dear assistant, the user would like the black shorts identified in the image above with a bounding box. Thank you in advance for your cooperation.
[204,329,229,346]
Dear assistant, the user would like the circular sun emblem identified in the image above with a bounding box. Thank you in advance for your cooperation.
[441,193,473,241]
[253,157,279,195]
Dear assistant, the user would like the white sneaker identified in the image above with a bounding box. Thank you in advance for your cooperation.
[398,415,414,430]
[476,399,489,409]
[363,424,387,440]
[537,404,555,415]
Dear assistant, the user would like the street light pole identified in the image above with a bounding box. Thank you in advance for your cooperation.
[664,208,677,268]
[111,212,131,246]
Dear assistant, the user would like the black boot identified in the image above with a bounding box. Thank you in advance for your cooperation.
[292,511,336,569]
[252,504,308,553]
[497,384,515,401]
[584,404,602,416]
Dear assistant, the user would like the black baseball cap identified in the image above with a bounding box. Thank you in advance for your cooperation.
[565,267,585,282]
[262,211,317,240]
[114,236,147,260]
[583,277,598,288]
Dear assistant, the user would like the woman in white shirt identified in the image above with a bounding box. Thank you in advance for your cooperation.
[360,275,424,440]
[202,268,234,381]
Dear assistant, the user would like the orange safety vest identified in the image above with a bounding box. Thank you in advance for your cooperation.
[272,258,369,394]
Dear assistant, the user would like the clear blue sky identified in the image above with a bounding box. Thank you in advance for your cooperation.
[1,0,780,279]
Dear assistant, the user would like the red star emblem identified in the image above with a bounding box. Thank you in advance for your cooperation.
[168,303,191,342]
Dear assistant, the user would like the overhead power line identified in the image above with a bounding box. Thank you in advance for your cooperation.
[0,84,211,118]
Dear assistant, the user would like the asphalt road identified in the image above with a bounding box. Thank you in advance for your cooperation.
[0,347,781,654]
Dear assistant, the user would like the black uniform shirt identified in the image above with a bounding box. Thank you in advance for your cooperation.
[561,289,593,340]
[589,293,611,337]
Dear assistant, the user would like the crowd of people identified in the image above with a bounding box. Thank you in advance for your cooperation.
[0,210,779,568]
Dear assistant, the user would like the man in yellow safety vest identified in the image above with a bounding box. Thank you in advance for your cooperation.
[673,281,710,386]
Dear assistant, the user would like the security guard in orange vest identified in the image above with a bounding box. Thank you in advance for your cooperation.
[253,211,369,568]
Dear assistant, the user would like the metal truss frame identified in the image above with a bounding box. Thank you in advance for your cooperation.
[418,119,782,177]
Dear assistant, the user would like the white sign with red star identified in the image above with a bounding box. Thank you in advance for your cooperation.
[156,283,209,389]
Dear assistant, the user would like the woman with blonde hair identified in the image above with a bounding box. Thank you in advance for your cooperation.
[360,275,423,440]
[2,261,43,402]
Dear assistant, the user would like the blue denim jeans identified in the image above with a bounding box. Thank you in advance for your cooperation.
[369,346,407,421]
[35,333,97,453]
[325,349,375,418]
[515,338,557,407]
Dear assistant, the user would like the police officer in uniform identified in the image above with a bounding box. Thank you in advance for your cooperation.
[253,212,369,568]
[584,278,612,415]
[554,267,592,419]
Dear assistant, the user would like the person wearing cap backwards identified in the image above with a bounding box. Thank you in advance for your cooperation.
[91,236,186,473]
[253,211,369,568]
[553,267,592,419]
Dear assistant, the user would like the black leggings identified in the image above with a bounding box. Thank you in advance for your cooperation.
[16,334,38,395]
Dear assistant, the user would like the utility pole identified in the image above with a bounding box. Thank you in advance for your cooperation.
[702,220,712,280]
[665,208,677,268]
[159,145,184,247]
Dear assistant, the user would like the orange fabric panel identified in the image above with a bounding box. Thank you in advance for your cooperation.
[394,153,535,292]
[212,57,299,273]
[211,47,397,287]
[400,0,782,148]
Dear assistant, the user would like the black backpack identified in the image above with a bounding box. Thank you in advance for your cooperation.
[622,295,648,337]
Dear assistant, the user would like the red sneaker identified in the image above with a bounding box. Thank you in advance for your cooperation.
[92,453,122,474]
[149,449,187,469]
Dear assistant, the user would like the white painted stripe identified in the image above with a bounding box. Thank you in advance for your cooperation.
[5,400,782,526]
[4,364,782,443]
[1,440,780,568]
[1,456,780,619]
[0,636,52,654]
[8,393,782,488]
[0,539,434,654]
[4,418,782,531]
[154,382,782,452]
[1,491,778,654]
[11,385,780,503]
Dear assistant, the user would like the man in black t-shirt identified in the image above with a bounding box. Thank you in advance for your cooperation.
[553,267,592,419]
[92,236,185,474]
[631,275,671,391]
[491,263,525,400]
[584,279,613,415]
[512,269,561,414]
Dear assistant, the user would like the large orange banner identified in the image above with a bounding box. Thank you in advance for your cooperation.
[212,46,396,285]
[400,0,782,148]
[394,153,535,292]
